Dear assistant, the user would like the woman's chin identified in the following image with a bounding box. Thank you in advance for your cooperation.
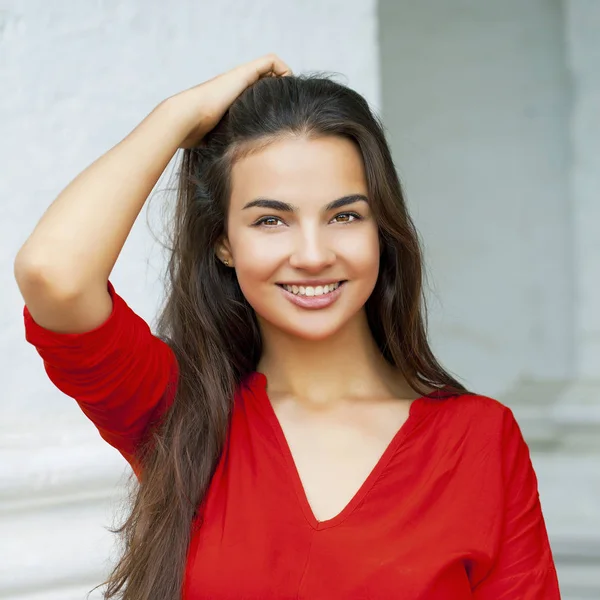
[269,313,351,342]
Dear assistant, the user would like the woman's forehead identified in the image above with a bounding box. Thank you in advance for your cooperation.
[229,136,367,210]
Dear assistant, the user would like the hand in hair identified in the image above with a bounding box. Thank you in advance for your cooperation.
[164,53,293,149]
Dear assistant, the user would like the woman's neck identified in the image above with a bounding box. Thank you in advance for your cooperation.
[257,311,418,406]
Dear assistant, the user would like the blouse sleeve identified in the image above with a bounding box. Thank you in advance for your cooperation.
[472,406,561,599]
[23,280,179,474]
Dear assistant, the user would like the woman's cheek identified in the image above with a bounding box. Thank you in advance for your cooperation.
[337,229,380,275]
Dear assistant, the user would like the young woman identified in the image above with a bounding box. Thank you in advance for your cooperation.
[15,54,560,599]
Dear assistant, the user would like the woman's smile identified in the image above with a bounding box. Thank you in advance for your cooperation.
[276,280,347,309]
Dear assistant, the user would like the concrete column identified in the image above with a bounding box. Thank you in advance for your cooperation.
[566,1,600,382]
[536,0,600,447]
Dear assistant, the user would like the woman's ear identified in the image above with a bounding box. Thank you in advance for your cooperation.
[215,237,234,267]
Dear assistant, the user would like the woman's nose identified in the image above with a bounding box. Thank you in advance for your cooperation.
[288,227,336,271]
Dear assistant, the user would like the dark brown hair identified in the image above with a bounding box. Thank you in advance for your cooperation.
[94,73,469,599]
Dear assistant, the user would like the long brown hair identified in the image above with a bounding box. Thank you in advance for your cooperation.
[93,73,469,599]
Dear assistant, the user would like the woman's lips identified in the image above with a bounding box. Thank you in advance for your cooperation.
[277,281,346,310]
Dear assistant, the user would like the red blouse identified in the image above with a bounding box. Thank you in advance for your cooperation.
[23,281,561,599]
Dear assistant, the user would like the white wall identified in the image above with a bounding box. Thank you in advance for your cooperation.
[1,1,380,598]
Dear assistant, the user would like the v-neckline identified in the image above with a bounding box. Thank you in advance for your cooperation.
[246,371,440,531]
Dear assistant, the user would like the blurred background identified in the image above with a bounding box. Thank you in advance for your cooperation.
[1,1,599,598]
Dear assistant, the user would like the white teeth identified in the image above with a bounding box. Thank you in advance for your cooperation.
[281,282,341,296]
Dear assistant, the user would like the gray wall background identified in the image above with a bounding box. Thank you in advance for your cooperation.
[2,1,598,598]
[380,1,600,598]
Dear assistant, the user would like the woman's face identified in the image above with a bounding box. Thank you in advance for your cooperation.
[220,135,380,341]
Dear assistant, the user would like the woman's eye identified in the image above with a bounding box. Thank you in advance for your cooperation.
[254,212,361,227]
[255,216,283,227]
[332,212,361,224]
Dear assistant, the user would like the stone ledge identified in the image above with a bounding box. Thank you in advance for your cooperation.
[0,417,131,511]
[0,496,117,597]
[0,421,125,597]
[501,378,600,597]
[5,581,104,600]
[500,378,600,451]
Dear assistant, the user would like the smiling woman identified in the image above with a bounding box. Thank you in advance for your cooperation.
[220,135,380,342]
[16,54,560,600]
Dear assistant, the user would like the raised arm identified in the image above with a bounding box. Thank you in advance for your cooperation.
[14,54,292,472]
[14,99,193,472]
[13,98,193,332]
[13,53,292,329]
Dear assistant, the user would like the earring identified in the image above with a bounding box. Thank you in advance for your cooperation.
[223,259,229,266]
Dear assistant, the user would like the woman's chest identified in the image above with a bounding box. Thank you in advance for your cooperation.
[266,396,415,523]
[184,481,480,600]
[182,415,498,600]
[184,515,475,600]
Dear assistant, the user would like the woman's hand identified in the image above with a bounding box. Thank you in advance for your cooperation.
[163,53,293,149]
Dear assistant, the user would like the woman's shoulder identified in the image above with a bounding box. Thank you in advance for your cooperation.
[424,388,519,440]
[416,391,531,477]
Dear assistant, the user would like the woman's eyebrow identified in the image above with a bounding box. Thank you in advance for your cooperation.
[242,194,369,213]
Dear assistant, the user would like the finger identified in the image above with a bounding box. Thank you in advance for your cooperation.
[265,54,293,77]
[250,53,293,81]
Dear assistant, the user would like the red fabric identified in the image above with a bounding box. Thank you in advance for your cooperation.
[23,281,561,599]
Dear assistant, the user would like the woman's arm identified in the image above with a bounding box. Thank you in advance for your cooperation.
[15,54,291,471]
[13,53,292,334]
[13,99,189,333]
[23,280,179,474]
[472,408,561,599]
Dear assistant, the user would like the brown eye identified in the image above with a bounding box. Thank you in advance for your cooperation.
[254,216,284,227]
[332,212,361,224]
